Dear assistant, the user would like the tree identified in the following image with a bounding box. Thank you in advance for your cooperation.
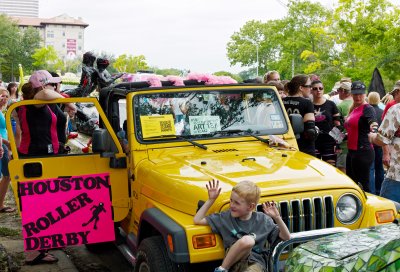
[0,15,41,81]
[331,0,400,83]
[213,71,242,83]
[152,67,181,76]
[113,54,149,73]
[226,1,333,82]
[32,46,63,71]
[64,58,81,74]
[227,20,283,77]
[227,0,400,90]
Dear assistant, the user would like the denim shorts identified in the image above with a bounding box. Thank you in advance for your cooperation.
[380,178,400,204]
[1,144,9,177]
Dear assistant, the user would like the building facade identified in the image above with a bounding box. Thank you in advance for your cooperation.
[12,14,88,61]
[0,0,39,17]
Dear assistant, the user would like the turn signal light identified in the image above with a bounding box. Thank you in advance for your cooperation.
[375,210,395,223]
[167,234,174,252]
[192,234,216,249]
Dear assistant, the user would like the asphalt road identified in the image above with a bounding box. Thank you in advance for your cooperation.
[66,242,134,272]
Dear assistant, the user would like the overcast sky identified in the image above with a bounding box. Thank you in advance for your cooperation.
[40,0,399,74]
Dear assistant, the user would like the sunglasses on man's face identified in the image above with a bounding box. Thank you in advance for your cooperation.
[312,87,324,91]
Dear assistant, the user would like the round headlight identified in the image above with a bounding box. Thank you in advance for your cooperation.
[336,194,362,224]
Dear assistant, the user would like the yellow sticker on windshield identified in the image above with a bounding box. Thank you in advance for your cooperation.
[140,115,176,138]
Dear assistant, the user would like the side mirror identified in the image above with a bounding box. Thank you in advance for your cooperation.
[289,114,304,139]
[92,129,117,156]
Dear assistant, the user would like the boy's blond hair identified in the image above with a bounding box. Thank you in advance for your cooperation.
[232,181,260,205]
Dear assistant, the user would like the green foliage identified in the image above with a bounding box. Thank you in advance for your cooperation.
[113,54,149,73]
[32,46,63,71]
[226,0,400,90]
[64,59,81,74]
[0,15,41,81]
[152,67,182,76]
[213,71,242,83]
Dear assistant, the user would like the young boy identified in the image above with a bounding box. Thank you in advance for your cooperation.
[194,179,291,272]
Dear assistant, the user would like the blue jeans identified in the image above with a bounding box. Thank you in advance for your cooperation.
[369,146,384,195]
[380,178,400,203]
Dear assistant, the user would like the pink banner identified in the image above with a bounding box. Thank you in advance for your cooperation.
[19,173,114,251]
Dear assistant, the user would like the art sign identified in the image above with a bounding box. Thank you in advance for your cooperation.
[18,173,114,251]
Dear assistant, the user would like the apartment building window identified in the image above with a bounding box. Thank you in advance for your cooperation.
[78,32,82,39]
[47,31,54,38]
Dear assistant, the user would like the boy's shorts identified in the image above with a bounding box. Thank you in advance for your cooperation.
[230,259,264,272]
[225,247,265,272]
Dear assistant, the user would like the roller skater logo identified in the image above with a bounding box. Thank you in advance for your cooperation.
[82,202,106,230]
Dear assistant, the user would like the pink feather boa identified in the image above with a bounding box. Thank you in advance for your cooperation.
[121,72,237,87]
[187,73,237,85]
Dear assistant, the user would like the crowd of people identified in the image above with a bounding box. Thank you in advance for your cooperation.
[0,66,399,269]
[263,70,400,204]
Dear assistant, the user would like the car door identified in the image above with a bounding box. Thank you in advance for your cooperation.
[6,97,129,251]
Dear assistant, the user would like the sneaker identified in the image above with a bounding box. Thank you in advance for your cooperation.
[214,267,227,272]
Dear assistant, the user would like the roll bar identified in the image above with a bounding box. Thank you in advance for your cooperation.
[270,227,350,272]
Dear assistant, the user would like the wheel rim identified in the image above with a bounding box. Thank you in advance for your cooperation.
[138,262,150,272]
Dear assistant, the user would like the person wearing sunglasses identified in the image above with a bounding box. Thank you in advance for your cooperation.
[345,81,378,193]
[283,74,316,156]
[311,80,340,165]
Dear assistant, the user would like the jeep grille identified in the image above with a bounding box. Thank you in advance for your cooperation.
[259,196,334,233]
[282,196,334,232]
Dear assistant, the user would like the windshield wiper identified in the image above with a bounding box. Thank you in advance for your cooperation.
[212,129,291,147]
[143,135,208,150]
[212,129,269,144]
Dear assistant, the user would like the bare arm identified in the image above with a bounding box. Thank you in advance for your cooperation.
[34,89,77,114]
[382,145,390,167]
[12,110,21,148]
[262,201,291,241]
[193,179,221,225]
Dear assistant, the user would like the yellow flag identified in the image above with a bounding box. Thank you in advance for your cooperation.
[18,64,24,93]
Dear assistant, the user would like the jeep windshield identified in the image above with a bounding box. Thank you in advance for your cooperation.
[134,87,288,142]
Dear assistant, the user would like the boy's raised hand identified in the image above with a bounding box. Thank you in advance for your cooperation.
[206,179,221,200]
[262,201,280,219]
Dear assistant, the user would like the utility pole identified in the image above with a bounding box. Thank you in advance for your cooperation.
[256,43,259,77]
[243,37,259,78]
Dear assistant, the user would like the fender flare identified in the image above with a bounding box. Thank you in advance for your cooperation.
[139,208,190,263]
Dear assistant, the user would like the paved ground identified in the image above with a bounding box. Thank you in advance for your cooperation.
[0,186,78,272]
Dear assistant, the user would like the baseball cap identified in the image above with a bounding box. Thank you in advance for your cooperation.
[339,82,351,92]
[29,70,61,89]
[389,80,400,96]
[351,81,366,95]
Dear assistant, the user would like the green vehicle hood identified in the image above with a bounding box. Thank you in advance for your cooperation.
[286,223,400,271]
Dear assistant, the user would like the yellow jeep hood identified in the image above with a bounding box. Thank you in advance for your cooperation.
[139,144,357,215]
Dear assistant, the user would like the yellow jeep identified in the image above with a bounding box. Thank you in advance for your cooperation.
[7,81,399,271]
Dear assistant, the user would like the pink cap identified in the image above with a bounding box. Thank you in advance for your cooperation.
[29,70,61,88]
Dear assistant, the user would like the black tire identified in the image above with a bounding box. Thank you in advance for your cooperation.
[135,236,178,272]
